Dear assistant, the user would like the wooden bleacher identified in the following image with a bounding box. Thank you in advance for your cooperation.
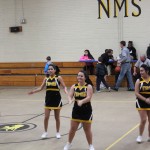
[0,62,127,87]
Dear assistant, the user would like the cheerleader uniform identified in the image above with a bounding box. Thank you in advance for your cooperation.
[136,78,150,110]
[45,75,62,110]
[72,83,93,123]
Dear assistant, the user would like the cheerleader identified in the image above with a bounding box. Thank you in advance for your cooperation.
[135,64,150,143]
[64,70,95,150]
[29,64,67,139]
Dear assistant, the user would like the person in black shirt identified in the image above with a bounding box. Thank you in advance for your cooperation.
[95,57,110,92]
[101,49,114,76]
[146,44,150,59]
[101,49,113,66]
[127,41,137,60]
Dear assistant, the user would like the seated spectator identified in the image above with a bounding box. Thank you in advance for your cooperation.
[127,41,137,60]
[101,49,114,75]
[79,49,95,75]
[146,44,150,59]
[133,54,150,82]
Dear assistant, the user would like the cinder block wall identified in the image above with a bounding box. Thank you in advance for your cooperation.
[0,0,149,62]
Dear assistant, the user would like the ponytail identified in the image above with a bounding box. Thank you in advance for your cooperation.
[48,64,60,76]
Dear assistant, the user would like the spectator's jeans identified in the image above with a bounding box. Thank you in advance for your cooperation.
[115,63,134,89]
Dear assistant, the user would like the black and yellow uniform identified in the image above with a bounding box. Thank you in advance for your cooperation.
[136,77,150,110]
[45,75,62,110]
[72,83,93,123]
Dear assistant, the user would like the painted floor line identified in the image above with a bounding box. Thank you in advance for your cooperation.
[93,100,134,103]
[105,123,139,150]
[0,99,135,103]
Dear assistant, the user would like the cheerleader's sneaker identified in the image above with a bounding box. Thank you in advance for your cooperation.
[89,144,95,150]
[41,132,48,139]
[56,132,61,139]
[136,136,142,143]
[64,142,72,150]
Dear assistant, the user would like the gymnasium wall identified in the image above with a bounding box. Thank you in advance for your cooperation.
[0,0,149,62]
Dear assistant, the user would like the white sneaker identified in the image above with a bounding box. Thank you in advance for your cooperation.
[136,136,142,143]
[56,132,61,139]
[108,87,111,92]
[101,86,106,90]
[41,132,48,139]
[89,144,95,150]
[64,142,72,150]
[97,90,101,93]
[100,83,106,89]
